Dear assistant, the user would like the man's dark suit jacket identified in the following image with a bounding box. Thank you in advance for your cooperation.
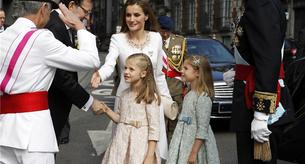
[45,11,90,141]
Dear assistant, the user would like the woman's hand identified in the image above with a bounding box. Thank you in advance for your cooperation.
[91,70,101,88]
[143,154,156,164]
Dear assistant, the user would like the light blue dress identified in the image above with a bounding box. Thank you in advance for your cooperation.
[167,91,220,164]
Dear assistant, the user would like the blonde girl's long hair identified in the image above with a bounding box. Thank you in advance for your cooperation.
[126,53,161,105]
[186,55,215,98]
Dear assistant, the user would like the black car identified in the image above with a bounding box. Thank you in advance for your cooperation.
[187,38,235,119]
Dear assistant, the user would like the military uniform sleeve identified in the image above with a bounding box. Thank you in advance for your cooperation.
[146,100,160,141]
[195,94,212,140]
[42,29,100,71]
[244,0,283,114]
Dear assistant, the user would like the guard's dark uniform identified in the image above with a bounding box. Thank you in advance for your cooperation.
[162,34,187,142]
[231,0,294,163]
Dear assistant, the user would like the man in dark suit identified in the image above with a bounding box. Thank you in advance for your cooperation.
[224,0,295,163]
[45,0,97,145]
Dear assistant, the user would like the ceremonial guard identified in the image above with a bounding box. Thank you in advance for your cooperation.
[224,0,294,163]
[158,16,187,142]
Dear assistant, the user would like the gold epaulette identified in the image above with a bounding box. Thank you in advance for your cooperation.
[253,91,277,114]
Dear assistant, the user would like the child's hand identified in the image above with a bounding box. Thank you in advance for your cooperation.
[91,99,105,115]
[143,154,156,164]
[187,152,197,164]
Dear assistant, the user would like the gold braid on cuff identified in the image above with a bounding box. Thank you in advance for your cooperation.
[253,91,277,114]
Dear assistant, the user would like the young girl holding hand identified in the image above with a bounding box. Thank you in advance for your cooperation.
[101,53,161,164]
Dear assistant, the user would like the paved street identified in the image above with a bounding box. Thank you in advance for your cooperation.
[55,53,295,164]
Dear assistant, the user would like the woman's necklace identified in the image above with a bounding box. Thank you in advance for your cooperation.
[127,31,150,50]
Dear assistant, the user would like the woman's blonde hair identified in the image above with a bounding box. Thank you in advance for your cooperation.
[185,55,215,98]
[126,53,161,105]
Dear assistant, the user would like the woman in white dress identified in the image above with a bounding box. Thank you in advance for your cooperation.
[91,0,171,159]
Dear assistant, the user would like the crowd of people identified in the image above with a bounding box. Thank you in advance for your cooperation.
[0,0,304,164]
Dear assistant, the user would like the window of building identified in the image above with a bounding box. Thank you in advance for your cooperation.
[221,0,231,28]
[188,0,195,30]
[174,2,182,31]
[203,0,213,30]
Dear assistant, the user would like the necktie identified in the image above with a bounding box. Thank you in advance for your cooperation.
[68,29,76,48]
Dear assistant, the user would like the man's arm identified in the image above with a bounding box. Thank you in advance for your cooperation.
[244,0,283,114]
[51,69,91,110]
[244,0,285,145]
[45,11,92,110]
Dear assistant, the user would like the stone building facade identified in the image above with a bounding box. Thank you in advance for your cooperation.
[2,0,305,47]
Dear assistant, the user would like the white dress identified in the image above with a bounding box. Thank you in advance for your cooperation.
[98,31,171,159]
[102,89,161,164]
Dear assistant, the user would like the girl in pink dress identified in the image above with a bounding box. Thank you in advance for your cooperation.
[101,53,161,164]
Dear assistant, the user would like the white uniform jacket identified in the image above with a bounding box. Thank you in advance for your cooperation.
[0,18,100,152]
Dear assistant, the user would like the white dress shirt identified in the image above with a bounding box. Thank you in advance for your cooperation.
[0,26,4,33]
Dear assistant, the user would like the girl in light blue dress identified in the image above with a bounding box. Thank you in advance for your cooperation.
[167,55,220,164]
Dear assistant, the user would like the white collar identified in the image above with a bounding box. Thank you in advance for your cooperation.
[164,37,170,49]
[15,17,37,29]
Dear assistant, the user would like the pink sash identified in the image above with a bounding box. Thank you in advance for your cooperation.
[0,30,37,92]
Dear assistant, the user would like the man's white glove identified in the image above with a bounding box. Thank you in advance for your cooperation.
[251,111,271,143]
[223,68,235,87]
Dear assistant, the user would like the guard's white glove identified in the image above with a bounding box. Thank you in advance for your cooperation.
[223,68,235,87]
[251,111,271,143]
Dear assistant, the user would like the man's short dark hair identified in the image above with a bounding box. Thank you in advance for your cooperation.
[60,0,82,7]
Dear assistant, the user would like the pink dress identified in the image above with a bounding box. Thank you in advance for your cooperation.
[102,90,161,164]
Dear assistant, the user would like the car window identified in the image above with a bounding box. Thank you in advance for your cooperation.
[187,39,235,63]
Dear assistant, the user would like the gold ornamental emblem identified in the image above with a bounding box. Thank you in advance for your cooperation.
[171,45,182,55]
